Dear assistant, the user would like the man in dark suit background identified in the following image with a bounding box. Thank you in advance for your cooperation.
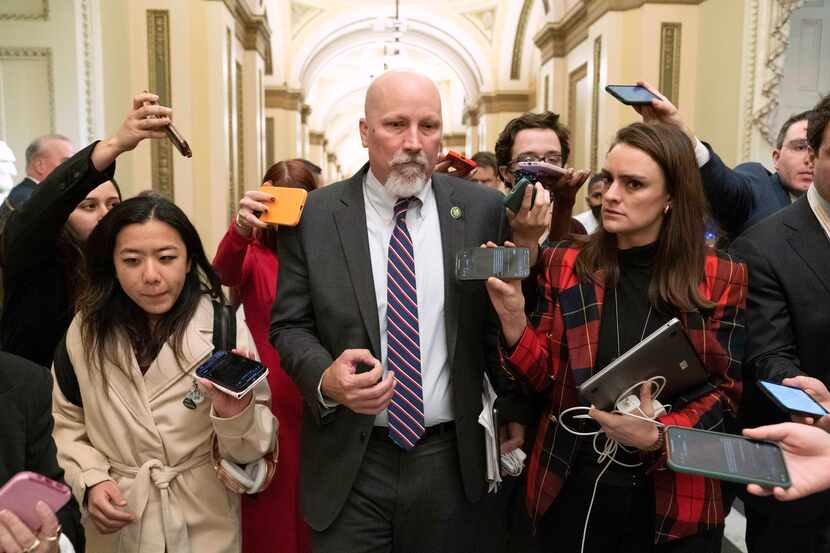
[729,98,830,552]
[4,135,75,208]
[0,352,84,552]
[633,81,814,241]
[270,71,543,552]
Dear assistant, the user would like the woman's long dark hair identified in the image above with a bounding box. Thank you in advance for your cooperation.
[575,122,714,312]
[78,195,225,374]
[57,178,122,313]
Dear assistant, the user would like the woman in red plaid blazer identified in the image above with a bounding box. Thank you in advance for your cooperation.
[488,122,747,552]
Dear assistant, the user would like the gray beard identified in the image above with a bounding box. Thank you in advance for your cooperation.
[385,165,427,198]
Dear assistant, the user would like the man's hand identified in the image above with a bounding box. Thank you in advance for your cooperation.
[500,422,525,454]
[507,182,551,266]
[781,376,830,431]
[321,349,395,415]
[0,502,61,553]
[86,480,135,534]
[540,168,591,208]
[632,81,694,140]
[91,92,172,171]
[744,422,830,502]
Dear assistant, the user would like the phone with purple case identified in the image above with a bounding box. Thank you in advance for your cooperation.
[0,472,71,529]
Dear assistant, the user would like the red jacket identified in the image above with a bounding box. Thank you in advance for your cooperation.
[505,241,747,543]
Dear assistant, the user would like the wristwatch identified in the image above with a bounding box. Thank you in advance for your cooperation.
[642,426,665,453]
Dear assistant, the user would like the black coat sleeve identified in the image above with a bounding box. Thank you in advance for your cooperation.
[699,144,761,237]
[3,141,115,277]
[25,362,85,551]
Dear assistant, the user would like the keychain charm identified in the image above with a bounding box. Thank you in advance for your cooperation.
[183,377,205,409]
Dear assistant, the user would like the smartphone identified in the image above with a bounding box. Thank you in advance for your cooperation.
[455,247,530,281]
[605,85,660,105]
[443,150,477,173]
[196,351,269,399]
[757,380,829,418]
[503,177,537,213]
[515,161,567,180]
[142,96,192,157]
[258,186,308,226]
[0,472,71,530]
[665,426,791,488]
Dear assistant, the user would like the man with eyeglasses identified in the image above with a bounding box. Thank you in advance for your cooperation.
[633,81,814,241]
[494,111,590,245]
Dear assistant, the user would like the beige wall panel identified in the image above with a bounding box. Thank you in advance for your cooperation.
[479,111,524,153]
[0,54,52,177]
[265,107,301,162]
[693,0,744,167]
[242,49,265,186]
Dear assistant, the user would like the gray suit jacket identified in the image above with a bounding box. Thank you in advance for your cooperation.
[270,165,514,530]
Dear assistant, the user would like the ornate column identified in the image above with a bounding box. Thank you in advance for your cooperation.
[463,106,480,154]
[265,86,303,163]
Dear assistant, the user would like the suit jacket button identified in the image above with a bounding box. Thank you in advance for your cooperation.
[360,431,367,441]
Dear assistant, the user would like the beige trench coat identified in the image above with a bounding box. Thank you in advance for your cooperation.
[52,298,277,553]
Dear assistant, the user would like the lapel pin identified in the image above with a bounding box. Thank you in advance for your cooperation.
[450,206,463,219]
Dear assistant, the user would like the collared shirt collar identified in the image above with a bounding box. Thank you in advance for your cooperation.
[364,167,432,219]
[808,184,830,241]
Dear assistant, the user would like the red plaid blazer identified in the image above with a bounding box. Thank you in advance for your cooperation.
[505,241,747,543]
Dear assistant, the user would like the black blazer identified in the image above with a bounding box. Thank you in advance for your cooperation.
[700,144,791,239]
[271,166,515,531]
[0,352,84,550]
[0,143,114,366]
[730,197,830,428]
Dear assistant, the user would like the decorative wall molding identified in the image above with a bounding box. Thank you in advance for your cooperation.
[479,92,532,114]
[533,0,704,61]
[227,27,235,223]
[80,0,95,142]
[462,106,480,126]
[300,104,311,125]
[236,60,244,202]
[751,0,805,147]
[291,1,322,38]
[0,48,55,132]
[443,133,466,148]
[147,10,174,199]
[265,87,304,111]
[462,7,497,41]
[265,116,275,169]
[591,36,602,172]
[659,23,682,106]
[326,152,336,163]
[207,0,273,74]
[308,131,325,146]
[0,0,49,21]
[511,0,534,80]
[568,63,588,128]
[741,0,761,161]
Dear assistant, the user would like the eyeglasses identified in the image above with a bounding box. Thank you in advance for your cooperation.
[784,139,811,153]
[509,153,563,167]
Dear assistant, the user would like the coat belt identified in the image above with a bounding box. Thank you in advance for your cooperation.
[109,453,211,553]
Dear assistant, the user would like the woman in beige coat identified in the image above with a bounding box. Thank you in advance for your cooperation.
[51,195,278,553]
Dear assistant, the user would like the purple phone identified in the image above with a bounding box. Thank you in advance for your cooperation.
[515,161,567,179]
[0,472,71,529]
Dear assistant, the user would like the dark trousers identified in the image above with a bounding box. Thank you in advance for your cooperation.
[311,428,485,553]
[539,468,722,553]
[742,489,830,553]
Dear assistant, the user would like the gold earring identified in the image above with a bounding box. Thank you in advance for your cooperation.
[664,204,670,215]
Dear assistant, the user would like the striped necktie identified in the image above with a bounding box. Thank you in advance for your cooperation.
[386,197,425,449]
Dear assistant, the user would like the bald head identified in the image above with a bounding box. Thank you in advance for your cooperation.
[364,71,442,119]
[25,134,76,181]
[360,72,444,188]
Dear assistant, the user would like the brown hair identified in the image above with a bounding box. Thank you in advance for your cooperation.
[258,159,317,252]
[575,122,714,312]
[494,111,571,168]
[808,94,830,154]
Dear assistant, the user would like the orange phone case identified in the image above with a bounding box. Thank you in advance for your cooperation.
[258,186,307,226]
[446,150,477,170]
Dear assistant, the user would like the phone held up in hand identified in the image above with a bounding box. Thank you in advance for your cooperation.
[605,84,660,106]
[455,247,530,281]
[143,94,192,158]
[503,177,537,214]
[196,351,269,399]
[258,186,308,227]
[0,472,71,530]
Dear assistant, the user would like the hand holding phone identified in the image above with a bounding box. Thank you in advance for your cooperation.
[455,246,530,281]
[258,186,307,226]
[0,472,70,531]
[142,93,192,157]
[666,426,791,488]
[196,350,269,402]
[514,161,567,181]
[503,177,538,214]
[605,84,661,106]
[758,380,829,419]
[436,150,477,177]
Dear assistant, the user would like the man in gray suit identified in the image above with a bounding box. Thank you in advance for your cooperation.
[271,71,540,552]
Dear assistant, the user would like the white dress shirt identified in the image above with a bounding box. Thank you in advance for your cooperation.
[317,169,454,426]
[363,169,453,427]
[808,184,830,242]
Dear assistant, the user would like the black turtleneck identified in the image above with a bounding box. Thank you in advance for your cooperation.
[573,242,674,483]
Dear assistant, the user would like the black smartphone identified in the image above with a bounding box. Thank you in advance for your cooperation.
[503,177,537,213]
[605,84,660,105]
[665,426,791,489]
[195,351,269,399]
[757,380,829,418]
[455,247,530,281]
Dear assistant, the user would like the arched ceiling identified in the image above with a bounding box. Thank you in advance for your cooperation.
[266,0,555,175]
